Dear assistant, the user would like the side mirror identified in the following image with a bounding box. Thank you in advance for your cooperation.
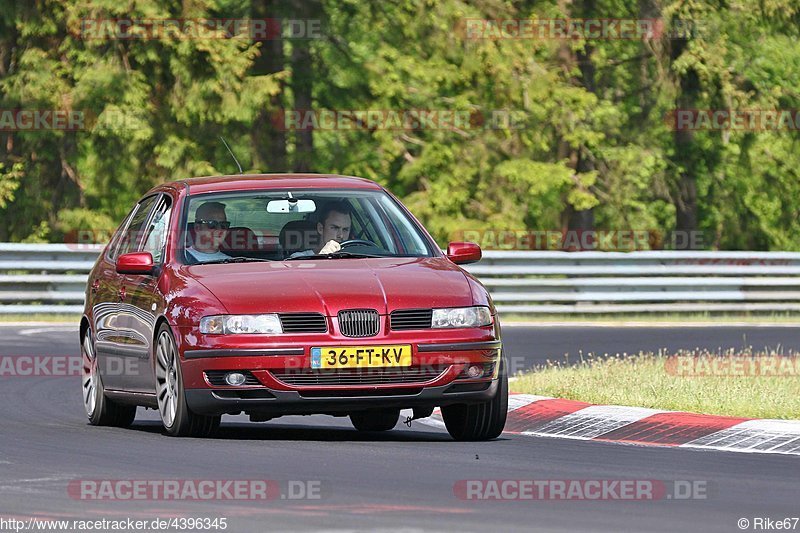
[116,252,155,275]
[446,242,482,265]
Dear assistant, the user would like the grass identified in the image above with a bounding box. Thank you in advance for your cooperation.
[0,314,80,323]
[510,348,800,419]
[500,312,800,324]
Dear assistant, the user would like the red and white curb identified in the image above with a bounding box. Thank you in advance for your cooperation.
[407,395,800,456]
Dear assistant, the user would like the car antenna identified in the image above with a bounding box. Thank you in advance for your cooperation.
[219,136,243,174]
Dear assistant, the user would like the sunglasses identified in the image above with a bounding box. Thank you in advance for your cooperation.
[196,219,230,230]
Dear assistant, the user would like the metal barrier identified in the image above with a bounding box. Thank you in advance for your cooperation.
[2,244,800,315]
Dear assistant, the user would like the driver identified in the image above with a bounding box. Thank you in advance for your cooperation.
[290,201,351,257]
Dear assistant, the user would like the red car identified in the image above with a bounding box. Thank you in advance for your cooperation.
[81,174,507,440]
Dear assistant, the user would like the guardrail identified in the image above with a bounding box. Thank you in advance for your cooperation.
[2,244,800,315]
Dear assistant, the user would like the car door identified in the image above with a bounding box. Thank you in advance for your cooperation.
[120,193,173,392]
[98,194,158,391]
[92,205,137,382]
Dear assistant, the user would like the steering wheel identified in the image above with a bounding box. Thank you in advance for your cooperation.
[339,239,380,249]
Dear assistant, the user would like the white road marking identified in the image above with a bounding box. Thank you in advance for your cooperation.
[521,405,665,439]
[403,396,800,456]
[508,394,552,412]
[20,326,78,336]
[682,419,800,454]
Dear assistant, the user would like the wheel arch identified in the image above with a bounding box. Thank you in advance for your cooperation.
[80,316,91,342]
[152,315,174,366]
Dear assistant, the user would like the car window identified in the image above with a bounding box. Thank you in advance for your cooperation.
[116,195,158,258]
[376,194,431,254]
[350,197,394,252]
[107,205,139,262]
[141,195,172,263]
[182,189,434,263]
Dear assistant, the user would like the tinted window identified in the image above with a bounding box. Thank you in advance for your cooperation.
[182,189,435,263]
[116,195,158,257]
[107,206,138,262]
[141,195,172,263]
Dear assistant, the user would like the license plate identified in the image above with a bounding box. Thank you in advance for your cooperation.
[310,345,412,369]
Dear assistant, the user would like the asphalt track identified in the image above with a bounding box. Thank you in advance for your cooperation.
[500,323,800,373]
[0,325,798,532]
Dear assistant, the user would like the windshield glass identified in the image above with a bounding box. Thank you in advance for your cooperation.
[181,189,435,264]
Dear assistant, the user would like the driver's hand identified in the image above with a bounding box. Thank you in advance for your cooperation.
[319,240,341,254]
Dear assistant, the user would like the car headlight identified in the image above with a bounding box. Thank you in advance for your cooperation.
[200,314,283,334]
[431,306,492,328]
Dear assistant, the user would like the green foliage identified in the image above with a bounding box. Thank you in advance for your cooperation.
[0,162,22,209]
[53,207,116,243]
[0,0,797,249]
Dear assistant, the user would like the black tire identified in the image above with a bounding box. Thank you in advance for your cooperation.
[155,323,220,438]
[441,354,508,441]
[82,327,137,428]
[350,408,400,432]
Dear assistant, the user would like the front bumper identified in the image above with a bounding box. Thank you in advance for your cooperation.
[185,378,499,417]
[175,325,502,416]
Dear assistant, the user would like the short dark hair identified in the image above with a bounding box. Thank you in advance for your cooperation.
[316,200,352,225]
[195,201,226,221]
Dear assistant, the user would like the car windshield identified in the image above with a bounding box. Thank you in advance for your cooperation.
[181,188,435,264]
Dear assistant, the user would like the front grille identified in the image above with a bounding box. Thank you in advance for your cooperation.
[270,365,449,386]
[390,309,433,330]
[204,370,261,387]
[338,309,380,338]
[279,312,327,333]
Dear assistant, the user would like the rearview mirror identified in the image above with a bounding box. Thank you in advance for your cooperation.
[446,242,482,265]
[116,252,155,275]
[267,198,317,213]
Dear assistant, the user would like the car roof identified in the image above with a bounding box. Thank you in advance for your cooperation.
[156,173,384,195]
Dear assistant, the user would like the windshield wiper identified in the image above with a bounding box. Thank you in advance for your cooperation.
[198,257,272,265]
[284,251,384,261]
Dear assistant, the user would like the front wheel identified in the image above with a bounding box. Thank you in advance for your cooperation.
[155,324,220,437]
[82,326,136,427]
[350,408,400,431]
[441,354,508,441]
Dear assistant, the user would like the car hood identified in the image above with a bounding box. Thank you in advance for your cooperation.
[183,256,475,315]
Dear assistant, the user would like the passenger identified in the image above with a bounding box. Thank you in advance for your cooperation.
[187,201,231,262]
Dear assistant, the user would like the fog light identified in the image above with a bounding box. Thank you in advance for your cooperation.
[466,364,483,378]
[224,372,247,386]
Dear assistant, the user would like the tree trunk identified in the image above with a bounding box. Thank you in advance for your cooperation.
[251,0,287,172]
[670,37,701,238]
[637,0,660,122]
[289,0,319,172]
[559,0,597,238]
